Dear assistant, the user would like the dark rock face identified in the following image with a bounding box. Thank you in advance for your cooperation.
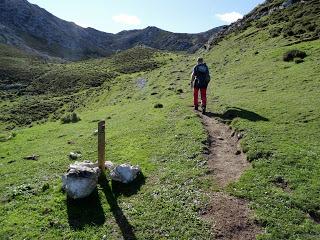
[0,0,224,60]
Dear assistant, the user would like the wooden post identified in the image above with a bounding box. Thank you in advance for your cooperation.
[98,121,105,172]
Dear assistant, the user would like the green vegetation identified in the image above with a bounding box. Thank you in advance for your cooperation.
[254,0,320,41]
[60,112,81,124]
[283,49,307,62]
[204,25,320,239]
[0,49,214,239]
[1,1,320,239]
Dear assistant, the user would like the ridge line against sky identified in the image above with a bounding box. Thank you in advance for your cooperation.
[27,0,265,34]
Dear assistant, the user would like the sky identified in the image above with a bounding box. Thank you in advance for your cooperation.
[27,0,265,34]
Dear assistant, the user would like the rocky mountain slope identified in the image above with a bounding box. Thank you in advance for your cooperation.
[207,0,320,48]
[0,0,223,60]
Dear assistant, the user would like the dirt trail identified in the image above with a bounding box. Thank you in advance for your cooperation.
[200,113,261,240]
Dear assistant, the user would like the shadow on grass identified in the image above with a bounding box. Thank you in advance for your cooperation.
[206,107,269,122]
[66,189,105,230]
[99,174,145,240]
[111,173,146,198]
[66,173,145,239]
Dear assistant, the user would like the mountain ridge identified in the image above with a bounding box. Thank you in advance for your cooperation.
[0,0,224,60]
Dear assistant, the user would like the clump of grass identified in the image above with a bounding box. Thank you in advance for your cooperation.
[60,112,81,124]
[0,132,16,142]
[283,49,307,62]
[0,98,63,126]
[112,47,160,74]
[154,103,164,108]
[269,26,283,38]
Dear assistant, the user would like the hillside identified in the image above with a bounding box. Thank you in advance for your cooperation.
[207,0,320,48]
[1,0,320,239]
[0,0,223,60]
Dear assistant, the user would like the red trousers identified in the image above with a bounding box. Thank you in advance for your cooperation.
[194,88,207,107]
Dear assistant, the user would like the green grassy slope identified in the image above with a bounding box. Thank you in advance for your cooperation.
[0,50,215,239]
[201,1,320,238]
[0,47,161,130]
[1,1,320,238]
[204,26,320,239]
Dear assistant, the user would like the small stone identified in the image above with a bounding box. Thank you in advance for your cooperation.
[110,164,141,184]
[235,150,241,155]
[68,140,75,145]
[93,129,98,135]
[217,136,224,140]
[69,152,82,160]
[23,154,39,161]
[102,235,107,240]
[237,133,244,140]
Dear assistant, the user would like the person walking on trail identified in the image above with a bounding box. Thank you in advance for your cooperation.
[190,57,211,114]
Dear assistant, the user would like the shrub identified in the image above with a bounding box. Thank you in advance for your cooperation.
[61,112,81,124]
[282,28,294,37]
[269,27,283,38]
[283,50,307,62]
[154,103,164,109]
[255,20,269,29]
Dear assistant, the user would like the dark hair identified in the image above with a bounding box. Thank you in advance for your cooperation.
[197,57,204,63]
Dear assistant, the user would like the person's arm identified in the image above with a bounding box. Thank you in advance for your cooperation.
[190,66,196,88]
[190,71,195,88]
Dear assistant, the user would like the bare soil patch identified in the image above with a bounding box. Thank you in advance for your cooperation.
[199,112,262,240]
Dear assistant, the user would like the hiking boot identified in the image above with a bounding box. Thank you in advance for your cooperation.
[202,106,206,114]
[194,106,198,111]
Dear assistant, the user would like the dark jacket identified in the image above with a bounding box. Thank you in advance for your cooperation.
[193,63,210,88]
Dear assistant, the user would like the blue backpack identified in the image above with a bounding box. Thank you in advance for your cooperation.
[194,63,210,87]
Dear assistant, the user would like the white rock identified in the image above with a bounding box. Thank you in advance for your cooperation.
[105,161,115,171]
[70,160,97,169]
[110,164,141,184]
[69,152,82,160]
[62,161,101,199]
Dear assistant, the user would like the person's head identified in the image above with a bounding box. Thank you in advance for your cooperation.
[197,57,204,64]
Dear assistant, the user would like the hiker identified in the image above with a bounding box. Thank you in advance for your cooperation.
[190,57,211,114]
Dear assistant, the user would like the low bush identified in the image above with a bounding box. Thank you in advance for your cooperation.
[283,49,307,62]
[60,112,81,124]
[154,103,164,109]
[269,27,283,38]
